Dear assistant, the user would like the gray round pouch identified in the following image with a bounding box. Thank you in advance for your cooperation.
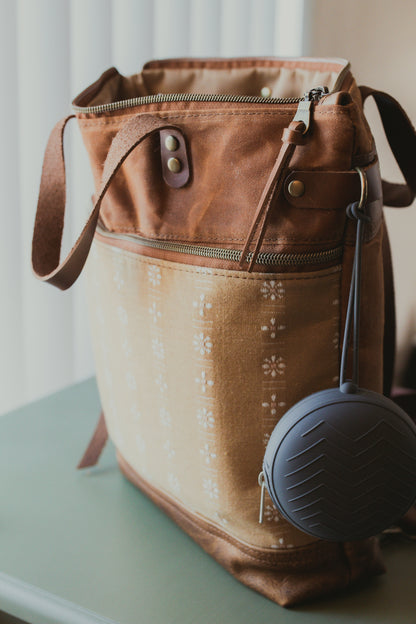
[263,384,416,542]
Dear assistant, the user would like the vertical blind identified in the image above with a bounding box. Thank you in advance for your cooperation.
[1,0,305,415]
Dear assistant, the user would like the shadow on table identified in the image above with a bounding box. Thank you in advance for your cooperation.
[293,538,415,623]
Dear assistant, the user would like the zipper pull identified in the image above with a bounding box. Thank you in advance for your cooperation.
[305,86,329,101]
[293,86,329,134]
[258,470,266,524]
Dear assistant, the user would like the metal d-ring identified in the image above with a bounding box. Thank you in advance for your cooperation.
[355,166,368,210]
[347,167,370,222]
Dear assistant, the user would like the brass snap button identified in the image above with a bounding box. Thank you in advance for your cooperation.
[165,135,179,152]
[288,180,305,197]
[260,86,272,98]
[167,157,182,173]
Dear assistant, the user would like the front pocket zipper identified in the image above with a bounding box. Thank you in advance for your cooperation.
[96,224,343,268]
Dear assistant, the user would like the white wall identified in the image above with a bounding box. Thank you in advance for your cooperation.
[306,0,416,379]
[2,0,307,415]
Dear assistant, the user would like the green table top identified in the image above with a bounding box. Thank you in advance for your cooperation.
[0,378,415,624]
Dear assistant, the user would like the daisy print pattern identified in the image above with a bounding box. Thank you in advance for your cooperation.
[155,372,168,393]
[262,355,286,377]
[193,294,212,318]
[260,280,285,301]
[213,512,228,527]
[148,301,162,324]
[261,318,285,339]
[200,442,217,465]
[147,264,161,287]
[195,370,214,393]
[193,332,213,356]
[196,407,215,429]
[163,440,175,460]
[191,273,220,509]
[195,267,214,276]
[203,478,219,500]
[264,504,280,523]
[151,337,165,361]
[113,269,124,291]
[262,393,286,417]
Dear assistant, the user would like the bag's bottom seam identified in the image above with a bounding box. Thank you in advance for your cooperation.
[116,450,352,570]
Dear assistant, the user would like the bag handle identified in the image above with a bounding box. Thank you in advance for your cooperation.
[32,114,181,290]
[360,87,416,396]
[360,86,416,208]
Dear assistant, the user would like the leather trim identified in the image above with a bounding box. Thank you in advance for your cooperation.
[77,411,108,469]
[285,160,383,243]
[117,451,385,607]
[284,161,382,210]
[31,114,183,290]
[159,128,190,188]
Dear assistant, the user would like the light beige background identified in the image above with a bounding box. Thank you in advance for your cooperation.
[306,0,416,379]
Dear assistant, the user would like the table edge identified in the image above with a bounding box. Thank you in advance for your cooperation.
[0,571,119,624]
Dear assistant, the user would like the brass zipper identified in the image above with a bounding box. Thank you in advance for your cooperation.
[73,84,334,115]
[74,92,304,115]
[96,224,342,268]
[73,57,351,115]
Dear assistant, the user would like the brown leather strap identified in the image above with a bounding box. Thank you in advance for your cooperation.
[239,119,306,271]
[32,114,181,290]
[77,411,108,469]
[360,86,416,208]
[360,87,416,393]
[284,166,382,211]
[367,88,416,533]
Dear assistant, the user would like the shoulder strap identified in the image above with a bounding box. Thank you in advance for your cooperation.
[359,86,416,396]
[32,114,181,290]
[359,86,416,207]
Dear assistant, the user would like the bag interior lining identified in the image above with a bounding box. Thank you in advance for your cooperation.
[80,58,349,108]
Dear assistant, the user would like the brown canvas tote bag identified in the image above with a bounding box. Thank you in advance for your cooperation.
[32,57,416,606]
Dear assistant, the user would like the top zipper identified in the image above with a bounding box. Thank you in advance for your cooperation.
[73,84,334,115]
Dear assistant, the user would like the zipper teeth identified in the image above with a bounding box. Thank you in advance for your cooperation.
[73,92,303,115]
[73,59,351,115]
[96,226,342,267]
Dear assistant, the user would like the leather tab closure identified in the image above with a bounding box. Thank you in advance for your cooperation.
[160,128,190,188]
[284,163,382,211]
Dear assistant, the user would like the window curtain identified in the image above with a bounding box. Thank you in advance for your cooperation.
[1,0,305,415]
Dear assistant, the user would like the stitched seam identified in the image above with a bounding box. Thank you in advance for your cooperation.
[78,112,294,128]
[94,238,341,281]
[117,454,341,566]
[78,109,350,128]
[100,226,344,244]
